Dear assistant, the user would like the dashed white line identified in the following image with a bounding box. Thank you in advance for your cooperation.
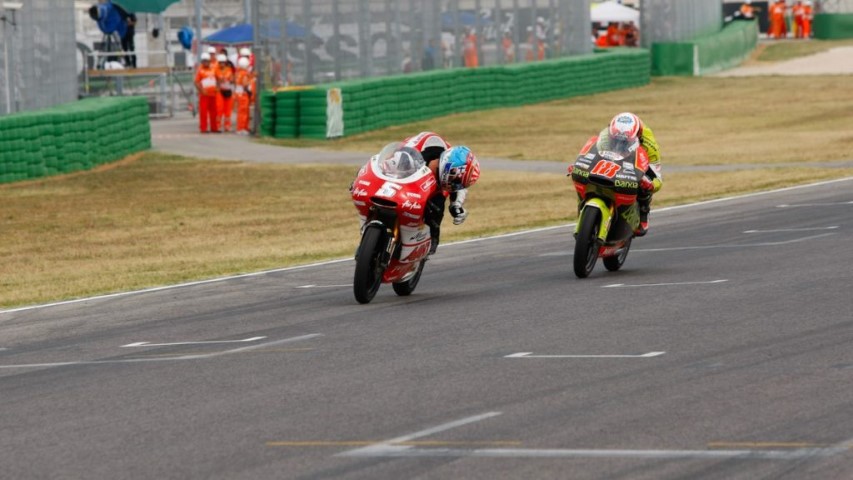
[777,201,853,208]
[743,226,839,233]
[295,284,350,289]
[506,352,665,359]
[0,334,321,370]
[121,336,266,348]
[603,280,727,288]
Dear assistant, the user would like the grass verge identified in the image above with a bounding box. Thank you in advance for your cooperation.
[261,75,853,167]
[756,38,853,62]
[2,151,851,308]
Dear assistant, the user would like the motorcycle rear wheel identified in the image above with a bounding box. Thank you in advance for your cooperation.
[354,226,385,304]
[574,207,601,278]
[392,259,426,296]
[603,238,632,272]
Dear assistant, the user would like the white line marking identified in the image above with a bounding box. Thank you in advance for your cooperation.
[744,226,839,233]
[506,352,665,358]
[777,201,853,208]
[344,446,835,460]
[3,177,852,315]
[339,412,502,456]
[633,233,836,253]
[295,284,350,289]
[0,334,321,370]
[120,336,266,348]
[603,280,727,288]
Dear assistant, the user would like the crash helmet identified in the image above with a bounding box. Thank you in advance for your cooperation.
[237,57,250,69]
[608,112,642,153]
[239,47,251,57]
[200,52,211,62]
[438,146,480,192]
[216,54,227,63]
[403,131,451,162]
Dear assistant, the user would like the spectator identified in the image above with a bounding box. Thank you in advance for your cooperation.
[739,0,755,20]
[502,31,514,63]
[462,27,478,68]
[623,21,639,47]
[422,38,438,70]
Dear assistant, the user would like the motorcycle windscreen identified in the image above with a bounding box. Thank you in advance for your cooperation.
[375,142,426,180]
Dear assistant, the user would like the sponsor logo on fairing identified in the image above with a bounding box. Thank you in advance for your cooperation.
[614,180,639,188]
[352,188,368,197]
[402,212,420,220]
[402,200,422,210]
[410,230,429,242]
[358,180,371,186]
[353,200,367,206]
[406,192,422,199]
[420,176,437,192]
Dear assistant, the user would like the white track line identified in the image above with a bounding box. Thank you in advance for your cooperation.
[603,280,727,288]
[342,446,836,460]
[0,334,321,370]
[121,336,266,348]
[506,352,665,358]
[3,176,852,315]
[744,226,839,233]
[339,412,502,456]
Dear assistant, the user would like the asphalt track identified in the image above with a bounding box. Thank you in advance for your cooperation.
[2,178,852,480]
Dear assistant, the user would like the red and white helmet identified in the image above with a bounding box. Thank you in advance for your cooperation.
[609,112,642,145]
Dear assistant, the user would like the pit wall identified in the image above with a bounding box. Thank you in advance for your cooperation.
[651,20,759,76]
[0,97,151,184]
[814,14,853,39]
[263,49,651,140]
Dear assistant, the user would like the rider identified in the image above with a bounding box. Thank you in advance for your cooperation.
[600,112,662,236]
[402,132,480,254]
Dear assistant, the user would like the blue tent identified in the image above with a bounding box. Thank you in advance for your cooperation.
[204,21,308,45]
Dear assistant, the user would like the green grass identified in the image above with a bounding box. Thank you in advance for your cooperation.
[261,75,853,167]
[756,38,853,62]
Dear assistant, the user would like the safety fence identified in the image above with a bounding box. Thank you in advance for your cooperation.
[814,14,853,38]
[0,97,151,184]
[651,20,759,76]
[262,48,650,140]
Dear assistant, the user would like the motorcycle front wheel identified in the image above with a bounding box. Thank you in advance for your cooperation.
[392,259,426,296]
[354,227,385,304]
[574,207,601,278]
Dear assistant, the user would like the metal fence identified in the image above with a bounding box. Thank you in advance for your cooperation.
[250,0,592,87]
[0,0,78,116]
[640,0,722,46]
[817,0,853,12]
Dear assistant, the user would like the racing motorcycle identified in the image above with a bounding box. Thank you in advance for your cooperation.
[569,136,653,278]
[350,143,437,304]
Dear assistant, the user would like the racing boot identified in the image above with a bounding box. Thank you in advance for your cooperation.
[635,193,651,237]
[429,227,440,255]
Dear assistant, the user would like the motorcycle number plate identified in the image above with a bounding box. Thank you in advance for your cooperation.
[590,160,621,179]
[376,181,402,198]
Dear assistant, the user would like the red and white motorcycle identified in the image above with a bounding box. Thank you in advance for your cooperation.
[351,143,437,304]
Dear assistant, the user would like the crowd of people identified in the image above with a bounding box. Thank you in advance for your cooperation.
[594,21,640,48]
[194,46,257,135]
[736,0,815,39]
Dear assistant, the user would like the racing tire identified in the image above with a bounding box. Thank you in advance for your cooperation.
[574,207,601,279]
[392,259,426,296]
[353,226,385,304]
[603,238,632,272]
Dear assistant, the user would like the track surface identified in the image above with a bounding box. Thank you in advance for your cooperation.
[2,179,852,480]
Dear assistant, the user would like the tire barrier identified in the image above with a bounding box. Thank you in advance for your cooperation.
[652,20,759,76]
[814,14,853,40]
[0,97,151,184]
[264,49,651,140]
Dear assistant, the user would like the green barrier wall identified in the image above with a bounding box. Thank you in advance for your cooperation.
[267,49,650,140]
[814,14,853,39]
[652,20,759,76]
[0,97,151,184]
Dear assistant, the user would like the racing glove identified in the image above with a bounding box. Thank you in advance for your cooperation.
[641,175,655,192]
[449,202,467,225]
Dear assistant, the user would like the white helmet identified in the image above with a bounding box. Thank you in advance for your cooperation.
[237,57,250,69]
[207,46,217,54]
[216,54,227,63]
[239,47,251,57]
[200,52,211,62]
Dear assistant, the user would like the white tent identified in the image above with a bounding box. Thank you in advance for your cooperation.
[591,1,640,24]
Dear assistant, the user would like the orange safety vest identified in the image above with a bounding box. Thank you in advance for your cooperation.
[195,65,218,96]
[235,70,252,97]
[740,4,754,18]
[216,66,234,94]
